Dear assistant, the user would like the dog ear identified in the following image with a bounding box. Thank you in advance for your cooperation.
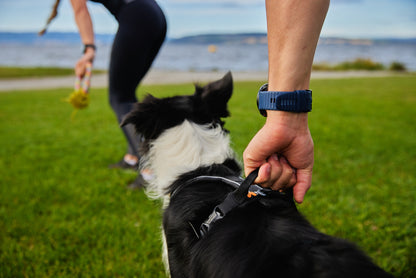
[197,71,233,118]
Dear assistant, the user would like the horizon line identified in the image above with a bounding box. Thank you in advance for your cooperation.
[0,30,415,40]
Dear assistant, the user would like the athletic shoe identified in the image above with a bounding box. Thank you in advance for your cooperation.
[109,159,138,170]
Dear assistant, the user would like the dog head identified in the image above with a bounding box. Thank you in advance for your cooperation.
[121,72,235,199]
[121,71,233,140]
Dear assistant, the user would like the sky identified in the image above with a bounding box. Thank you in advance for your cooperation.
[0,0,415,39]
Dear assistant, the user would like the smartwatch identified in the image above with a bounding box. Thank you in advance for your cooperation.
[257,83,312,116]
[83,44,96,54]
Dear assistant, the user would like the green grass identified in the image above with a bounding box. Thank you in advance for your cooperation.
[1,76,415,277]
[0,67,105,79]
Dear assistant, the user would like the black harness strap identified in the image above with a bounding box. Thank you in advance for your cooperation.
[170,175,243,200]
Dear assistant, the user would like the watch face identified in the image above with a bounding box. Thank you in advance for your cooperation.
[256,94,267,117]
[257,83,269,117]
[259,83,268,92]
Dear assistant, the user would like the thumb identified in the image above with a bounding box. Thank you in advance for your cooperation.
[243,148,263,177]
[292,168,312,203]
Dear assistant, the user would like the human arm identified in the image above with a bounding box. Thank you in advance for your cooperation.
[243,0,329,203]
[70,0,96,77]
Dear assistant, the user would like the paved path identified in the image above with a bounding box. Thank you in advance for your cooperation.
[0,69,402,92]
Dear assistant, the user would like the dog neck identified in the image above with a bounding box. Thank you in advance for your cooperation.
[142,120,235,200]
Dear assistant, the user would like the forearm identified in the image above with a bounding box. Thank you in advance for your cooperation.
[71,0,95,75]
[243,0,328,201]
[266,0,329,91]
[70,0,95,45]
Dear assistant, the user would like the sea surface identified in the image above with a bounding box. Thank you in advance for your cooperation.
[1,32,415,71]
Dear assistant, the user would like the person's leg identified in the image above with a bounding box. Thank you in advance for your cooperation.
[108,0,167,170]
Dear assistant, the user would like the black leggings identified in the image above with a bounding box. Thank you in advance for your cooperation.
[109,0,166,157]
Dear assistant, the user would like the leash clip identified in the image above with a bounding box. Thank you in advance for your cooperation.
[198,169,259,238]
[200,207,225,238]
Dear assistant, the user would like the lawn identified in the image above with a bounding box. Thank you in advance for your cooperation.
[0,75,415,277]
[0,67,105,79]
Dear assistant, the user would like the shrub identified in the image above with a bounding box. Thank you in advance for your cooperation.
[389,61,407,71]
[334,58,385,71]
[312,63,333,71]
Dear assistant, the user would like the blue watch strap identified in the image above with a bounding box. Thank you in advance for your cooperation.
[257,84,312,116]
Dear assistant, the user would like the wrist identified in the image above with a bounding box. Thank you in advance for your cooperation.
[265,111,310,143]
[268,73,311,93]
[84,48,95,55]
[266,111,309,127]
[83,48,95,62]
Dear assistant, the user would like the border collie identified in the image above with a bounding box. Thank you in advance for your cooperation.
[121,72,392,278]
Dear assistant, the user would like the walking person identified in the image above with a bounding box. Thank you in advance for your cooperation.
[40,0,167,188]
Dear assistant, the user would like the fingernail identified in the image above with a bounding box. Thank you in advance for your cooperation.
[272,154,279,161]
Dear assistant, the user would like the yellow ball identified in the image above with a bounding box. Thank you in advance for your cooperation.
[67,90,89,109]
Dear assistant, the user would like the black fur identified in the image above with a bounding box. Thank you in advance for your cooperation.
[165,164,392,278]
[121,71,233,140]
[122,72,393,278]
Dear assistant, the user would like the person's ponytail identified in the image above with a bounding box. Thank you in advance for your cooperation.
[38,0,61,36]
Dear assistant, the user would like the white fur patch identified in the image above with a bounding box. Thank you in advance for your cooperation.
[141,120,234,200]
[161,226,170,276]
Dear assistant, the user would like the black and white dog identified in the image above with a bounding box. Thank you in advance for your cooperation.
[122,72,392,278]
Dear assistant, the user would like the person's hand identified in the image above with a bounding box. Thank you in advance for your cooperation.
[75,48,95,78]
[243,111,314,203]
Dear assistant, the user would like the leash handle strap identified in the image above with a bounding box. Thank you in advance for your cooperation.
[231,168,259,203]
[200,169,259,237]
[74,63,92,93]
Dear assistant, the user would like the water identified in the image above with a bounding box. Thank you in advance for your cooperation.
[1,32,415,71]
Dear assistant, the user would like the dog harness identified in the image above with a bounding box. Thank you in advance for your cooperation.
[176,169,291,239]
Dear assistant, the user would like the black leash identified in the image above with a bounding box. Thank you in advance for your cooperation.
[199,169,263,237]
[179,169,293,239]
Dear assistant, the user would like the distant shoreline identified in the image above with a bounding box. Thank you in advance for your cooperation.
[1,31,415,44]
[2,32,416,72]
[0,69,411,92]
